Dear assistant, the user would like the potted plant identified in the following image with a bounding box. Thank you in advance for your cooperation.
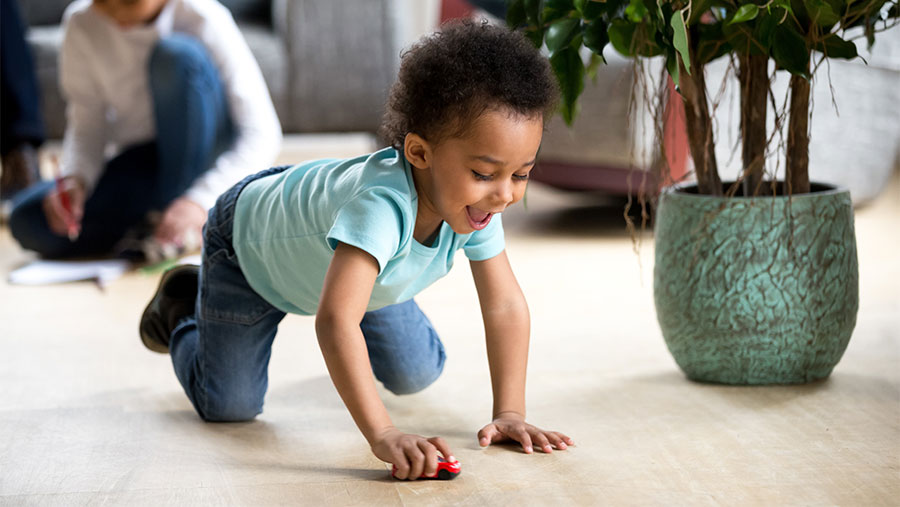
[508,0,898,383]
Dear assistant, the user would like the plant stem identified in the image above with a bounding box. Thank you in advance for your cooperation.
[739,54,768,197]
[786,68,811,195]
[678,56,722,195]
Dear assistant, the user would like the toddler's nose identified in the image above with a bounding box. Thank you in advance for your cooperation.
[491,181,514,208]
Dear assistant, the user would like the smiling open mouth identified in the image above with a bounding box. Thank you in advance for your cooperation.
[466,206,493,230]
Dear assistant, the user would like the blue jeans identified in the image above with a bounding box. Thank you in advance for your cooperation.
[9,34,233,258]
[171,166,446,422]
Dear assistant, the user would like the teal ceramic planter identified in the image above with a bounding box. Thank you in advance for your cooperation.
[653,182,859,384]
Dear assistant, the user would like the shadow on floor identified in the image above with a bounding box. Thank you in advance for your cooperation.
[578,369,898,415]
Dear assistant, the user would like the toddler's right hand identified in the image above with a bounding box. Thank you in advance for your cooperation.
[371,427,454,480]
[42,176,85,238]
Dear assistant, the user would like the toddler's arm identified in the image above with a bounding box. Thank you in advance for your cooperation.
[317,242,453,479]
[470,251,574,454]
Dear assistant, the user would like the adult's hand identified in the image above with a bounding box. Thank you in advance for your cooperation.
[42,176,85,238]
[155,196,206,246]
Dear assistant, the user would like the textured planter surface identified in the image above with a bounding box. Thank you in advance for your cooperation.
[653,183,858,384]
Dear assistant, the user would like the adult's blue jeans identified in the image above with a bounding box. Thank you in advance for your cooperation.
[171,166,446,422]
[9,34,233,258]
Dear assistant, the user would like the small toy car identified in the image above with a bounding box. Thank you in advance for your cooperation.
[391,456,461,480]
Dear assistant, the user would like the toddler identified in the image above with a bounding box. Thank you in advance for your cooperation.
[140,20,572,480]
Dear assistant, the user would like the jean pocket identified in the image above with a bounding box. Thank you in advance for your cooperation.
[200,249,279,326]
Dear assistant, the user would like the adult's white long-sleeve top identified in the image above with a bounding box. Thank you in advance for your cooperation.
[59,0,282,211]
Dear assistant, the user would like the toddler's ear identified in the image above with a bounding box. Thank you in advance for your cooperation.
[403,133,431,169]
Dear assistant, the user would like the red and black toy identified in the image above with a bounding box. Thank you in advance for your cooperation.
[391,456,461,480]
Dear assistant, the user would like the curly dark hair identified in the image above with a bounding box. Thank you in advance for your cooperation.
[381,19,558,150]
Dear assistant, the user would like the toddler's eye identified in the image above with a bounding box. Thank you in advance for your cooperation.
[471,170,491,181]
[513,173,530,181]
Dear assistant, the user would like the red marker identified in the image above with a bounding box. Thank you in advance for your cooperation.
[392,456,460,480]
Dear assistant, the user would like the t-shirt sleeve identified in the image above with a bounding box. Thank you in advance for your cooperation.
[325,190,405,274]
[463,213,506,261]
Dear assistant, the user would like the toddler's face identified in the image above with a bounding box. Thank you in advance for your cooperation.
[93,0,168,28]
[415,109,544,235]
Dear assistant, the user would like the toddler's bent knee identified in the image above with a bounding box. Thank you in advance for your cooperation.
[380,360,445,396]
[197,398,263,423]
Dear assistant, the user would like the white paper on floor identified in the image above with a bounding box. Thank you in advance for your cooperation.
[177,254,202,266]
[8,259,131,286]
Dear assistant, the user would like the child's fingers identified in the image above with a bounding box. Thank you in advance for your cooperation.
[418,440,439,477]
[512,427,534,454]
[553,431,575,446]
[391,451,411,480]
[404,444,426,480]
[544,432,568,450]
[427,436,454,462]
[531,431,553,453]
[477,424,499,447]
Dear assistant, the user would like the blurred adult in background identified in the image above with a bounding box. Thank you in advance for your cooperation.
[9,0,282,261]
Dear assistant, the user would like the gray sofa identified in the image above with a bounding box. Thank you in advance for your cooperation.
[20,0,403,138]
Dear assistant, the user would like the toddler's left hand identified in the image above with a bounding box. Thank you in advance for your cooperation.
[477,412,574,454]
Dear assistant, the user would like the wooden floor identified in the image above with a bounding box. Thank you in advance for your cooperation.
[1,158,897,505]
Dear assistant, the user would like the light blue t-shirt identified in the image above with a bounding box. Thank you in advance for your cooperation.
[232,147,506,315]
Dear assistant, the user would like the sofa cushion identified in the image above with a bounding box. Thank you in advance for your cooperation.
[239,22,287,127]
[27,26,67,138]
[18,0,72,26]
[219,0,270,24]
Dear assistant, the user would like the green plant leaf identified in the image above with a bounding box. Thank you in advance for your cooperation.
[583,19,610,55]
[525,0,543,27]
[756,12,777,50]
[586,52,605,82]
[506,0,527,28]
[573,0,587,15]
[772,24,809,76]
[608,19,637,55]
[671,9,692,74]
[814,33,859,59]
[608,19,664,56]
[728,4,760,25]
[569,31,584,50]
[546,18,582,55]
[805,0,840,26]
[626,0,649,22]
[666,49,681,87]
[581,0,607,19]
[524,26,547,48]
[773,0,793,16]
[543,0,575,24]
[545,0,574,10]
[550,47,585,125]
